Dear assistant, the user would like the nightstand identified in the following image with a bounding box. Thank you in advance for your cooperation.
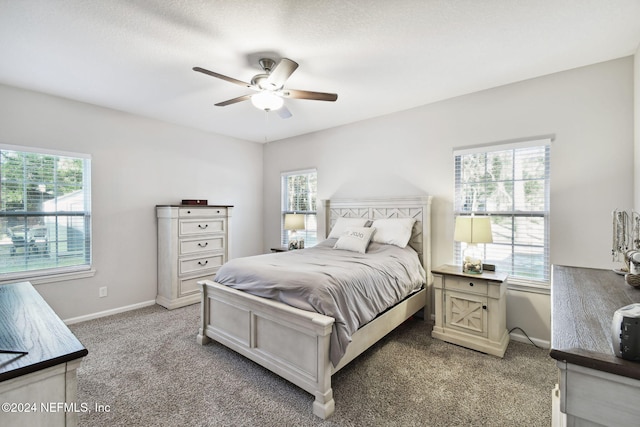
[431,264,509,357]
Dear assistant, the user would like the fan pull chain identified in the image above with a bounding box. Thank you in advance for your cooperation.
[263,110,270,143]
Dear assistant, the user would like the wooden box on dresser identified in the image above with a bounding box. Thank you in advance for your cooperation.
[431,264,509,357]
[156,205,232,309]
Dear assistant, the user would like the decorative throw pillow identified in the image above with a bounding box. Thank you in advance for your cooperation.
[370,218,416,248]
[328,217,369,239]
[333,227,376,253]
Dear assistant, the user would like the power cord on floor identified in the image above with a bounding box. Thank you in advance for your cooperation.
[509,326,543,349]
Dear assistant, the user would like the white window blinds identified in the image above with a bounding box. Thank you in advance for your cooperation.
[454,138,551,285]
[0,145,92,280]
[281,169,317,247]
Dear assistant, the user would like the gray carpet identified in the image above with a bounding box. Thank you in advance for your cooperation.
[70,303,556,426]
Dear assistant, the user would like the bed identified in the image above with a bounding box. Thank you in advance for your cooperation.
[197,196,432,418]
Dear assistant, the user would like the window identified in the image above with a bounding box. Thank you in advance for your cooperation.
[281,169,317,248]
[454,138,551,285]
[0,145,92,280]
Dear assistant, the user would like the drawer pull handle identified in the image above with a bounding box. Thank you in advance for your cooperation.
[469,282,474,287]
[198,260,208,266]
[198,242,208,247]
[482,305,487,310]
[198,224,209,229]
[187,210,191,214]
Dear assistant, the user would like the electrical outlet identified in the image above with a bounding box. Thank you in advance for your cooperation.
[99,287,108,298]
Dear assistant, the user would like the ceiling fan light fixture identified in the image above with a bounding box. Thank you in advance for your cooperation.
[194,57,337,118]
[251,92,284,111]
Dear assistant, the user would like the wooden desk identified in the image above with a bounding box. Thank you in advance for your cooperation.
[0,281,88,426]
[550,265,640,426]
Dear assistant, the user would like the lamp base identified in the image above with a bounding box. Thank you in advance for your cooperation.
[462,244,483,274]
[288,238,305,250]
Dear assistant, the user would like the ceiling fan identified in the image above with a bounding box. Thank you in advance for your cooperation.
[193,58,338,119]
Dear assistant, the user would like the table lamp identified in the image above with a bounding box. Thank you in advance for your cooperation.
[284,213,305,249]
[454,215,493,274]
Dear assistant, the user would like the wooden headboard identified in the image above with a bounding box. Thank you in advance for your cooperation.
[321,196,433,286]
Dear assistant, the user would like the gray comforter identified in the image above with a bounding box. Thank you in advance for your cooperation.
[214,239,426,365]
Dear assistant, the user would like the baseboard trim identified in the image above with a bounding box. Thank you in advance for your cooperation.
[63,299,157,325]
[510,331,550,349]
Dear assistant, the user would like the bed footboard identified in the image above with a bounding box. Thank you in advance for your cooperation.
[197,279,336,419]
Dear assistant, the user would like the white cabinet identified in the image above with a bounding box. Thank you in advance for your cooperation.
[156,205,232,309]
[431,265,509,357]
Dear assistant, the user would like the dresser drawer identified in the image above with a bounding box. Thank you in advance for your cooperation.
[445,276,488,295]
[179,218,226,236]
[179,207,227,217]
[180,236,225,256]
[179,275,215,298]
[179,254,224,276]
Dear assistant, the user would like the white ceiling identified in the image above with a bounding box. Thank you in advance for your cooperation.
[1,1,639,143]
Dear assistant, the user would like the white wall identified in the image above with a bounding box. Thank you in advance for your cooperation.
[0,84,264,320]
[263,57,635,344]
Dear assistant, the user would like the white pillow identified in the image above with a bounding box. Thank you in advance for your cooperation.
[328,217,369,239]
[333,227,376,254]
[370,218,416,248]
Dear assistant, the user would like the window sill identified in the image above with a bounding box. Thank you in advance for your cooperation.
[507,279,550,295]
[0,267,96,286]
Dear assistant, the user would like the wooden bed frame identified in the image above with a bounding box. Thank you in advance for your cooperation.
[197,196,432,419]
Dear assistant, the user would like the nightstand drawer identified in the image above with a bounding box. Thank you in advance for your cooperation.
[446,276,488,295]
[179,218,226,236]
[180,236,225,256]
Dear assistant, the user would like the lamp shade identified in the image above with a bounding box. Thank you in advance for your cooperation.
[454,216,493,244]
[284,213,305,231]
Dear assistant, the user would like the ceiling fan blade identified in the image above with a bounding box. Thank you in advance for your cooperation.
[193,66,254,89]
[277,105,292,119]
[266,58,299,88]
[280,89,338,102]
[215,94,252,106]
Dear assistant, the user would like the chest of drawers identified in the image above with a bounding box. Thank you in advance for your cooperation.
[156,205,232,309]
